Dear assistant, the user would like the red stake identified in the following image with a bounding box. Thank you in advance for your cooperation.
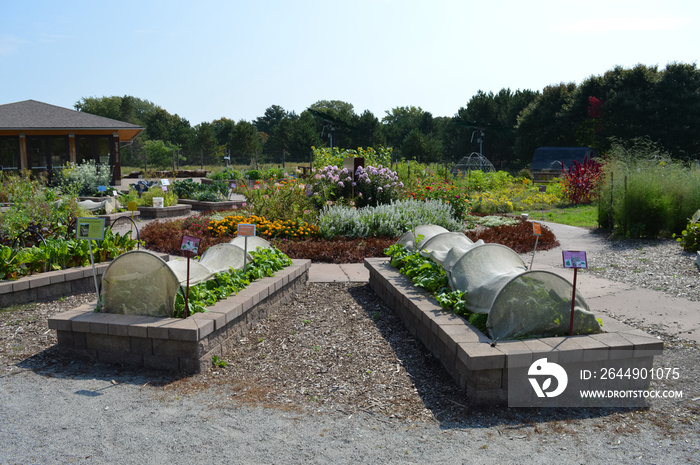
[184,252,191,318]
[569,267,578,335]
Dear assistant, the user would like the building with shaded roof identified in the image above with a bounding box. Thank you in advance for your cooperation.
[0,99,143,182]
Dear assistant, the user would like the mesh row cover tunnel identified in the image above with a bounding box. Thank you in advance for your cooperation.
[101,250,180,317]
[488,270,599,341]
[101,240,271,317]
[399,224,602,340]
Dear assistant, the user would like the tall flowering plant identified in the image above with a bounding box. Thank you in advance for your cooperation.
[310,164,403,208]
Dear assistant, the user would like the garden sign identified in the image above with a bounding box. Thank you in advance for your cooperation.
[562,250,587,335]
[76,217,105,309]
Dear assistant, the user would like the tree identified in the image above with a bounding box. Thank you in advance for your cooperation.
[309,100,357,149]
[230,120,263,166]
[350,110,385,148]
[454,89,538,169]
[143,140,181,170]
[515,83,577,162]
[382,106,435,160]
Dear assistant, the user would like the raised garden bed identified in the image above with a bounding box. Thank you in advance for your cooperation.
[47,259,310,373]
[137,204,192,219]
[177,198,243,211]
[364,257,663,405]
[97,210,141,222]
[0,252,169,307]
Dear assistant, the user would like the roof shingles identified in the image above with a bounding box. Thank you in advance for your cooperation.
[0,100,143,130]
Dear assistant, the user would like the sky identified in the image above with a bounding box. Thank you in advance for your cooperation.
[1,0,698,126]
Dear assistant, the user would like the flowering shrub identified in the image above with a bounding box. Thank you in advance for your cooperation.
[310,164,403,208]
[561,156,601,204]
[208,214,318,240]
[407,180,470,220]
[312,146,392,168]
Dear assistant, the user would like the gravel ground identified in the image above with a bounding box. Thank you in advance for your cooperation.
[1,224,699,463]
[583,237,699,301]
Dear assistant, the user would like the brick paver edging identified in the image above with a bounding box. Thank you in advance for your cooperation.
[176,199,245,211]
[0,252,168,308]
[48,259,311,373]
[137,204,192,219]
[364,257,664,404]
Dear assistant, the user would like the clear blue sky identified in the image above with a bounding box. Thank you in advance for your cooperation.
[1,0,697,126]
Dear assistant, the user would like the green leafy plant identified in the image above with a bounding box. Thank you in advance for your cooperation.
[212,355,228,368]
[58,160,113,197]
[674,219,700,252]
[385,243,484,331]
[171,179,228,201]
[173,247,292,318]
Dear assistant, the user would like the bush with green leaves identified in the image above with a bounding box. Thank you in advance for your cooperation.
[312,146,392,169]
[143,140,182,170]
[674,219,700,252]
[139,186,178,207]
[209,167,243,181]
[172,179,229,202]
[0,177,83,244]
[318,199,462,239]
[58,160,113,196]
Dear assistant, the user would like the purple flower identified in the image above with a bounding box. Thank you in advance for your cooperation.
[338,182,344,188]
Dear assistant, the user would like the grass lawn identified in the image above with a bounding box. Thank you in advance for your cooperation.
[527,204,599,229]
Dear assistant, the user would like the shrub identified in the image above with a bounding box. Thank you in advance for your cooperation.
[209,167,243,181]
[462,170,514,191]
[241,178,316,222]
[172,179,228,201]
[312,146,392,168]
[140,186,178,207]
[318,199,462,239]
[673,219,700,252]
[245,169,261,180]
[58,160,113,196]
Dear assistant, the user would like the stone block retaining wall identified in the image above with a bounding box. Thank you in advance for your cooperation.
[48,259,310,373]
[364,257,663,404]
[0,253,170,308]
